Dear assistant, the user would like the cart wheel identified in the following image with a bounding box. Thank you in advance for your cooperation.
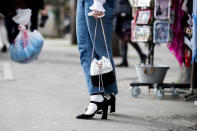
[156,89,164,100]
[131,86,141,97]
[171,88,179,97]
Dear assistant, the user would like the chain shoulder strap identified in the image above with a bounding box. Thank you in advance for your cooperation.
[91,18,110,61]
[100,18,110,59]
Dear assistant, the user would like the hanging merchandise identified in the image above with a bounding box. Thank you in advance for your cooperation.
[135,9,152,25]
[182,0,193,50]
[131,24,152,42]
[131,0,152,7]
[154,0,171,20]
[184,49,192,67]
[153,20,170,43]
[168,0,185,66]
[192,0,197,63]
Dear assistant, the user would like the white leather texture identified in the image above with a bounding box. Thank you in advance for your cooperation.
[90,56,113,76]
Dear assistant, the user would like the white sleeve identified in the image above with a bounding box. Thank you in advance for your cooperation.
[89,0,106,12]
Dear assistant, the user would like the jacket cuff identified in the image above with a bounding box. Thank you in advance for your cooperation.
[89,0,106,12]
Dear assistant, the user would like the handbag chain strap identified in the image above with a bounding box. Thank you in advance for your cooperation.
[91,18,110,92]
[91,18,110,62]
[100,18,110,59]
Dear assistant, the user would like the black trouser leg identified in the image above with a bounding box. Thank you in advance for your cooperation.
[120,40,128,63]
[5,18,19,44]
[116,40,128,67]
[30,9,39,31]
[130,41,145,60]
[130,41,147,64]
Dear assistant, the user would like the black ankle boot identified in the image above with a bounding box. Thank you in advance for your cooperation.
[76,98,108,119]
[108,94,116,113]
[96,94,116,114]
[140,54,147,64]
[1,45,7,53]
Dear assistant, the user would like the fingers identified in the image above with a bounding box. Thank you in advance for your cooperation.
[93,14,98,19]
[92,10,104,19]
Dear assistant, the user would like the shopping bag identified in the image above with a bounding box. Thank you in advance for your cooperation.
[9,9,44,64]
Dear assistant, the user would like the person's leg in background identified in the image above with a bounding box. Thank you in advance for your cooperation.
[5,18,18,44]
[116,39,128,67]
[0,19,9,52]
[116,30,147,67]
[116,41,147,67]
[129,41,147,64]
[30,9,39,31]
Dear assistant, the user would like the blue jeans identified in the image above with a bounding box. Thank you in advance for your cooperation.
[76,0,118,95]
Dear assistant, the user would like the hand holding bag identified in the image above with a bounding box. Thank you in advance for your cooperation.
[90,18,115,90]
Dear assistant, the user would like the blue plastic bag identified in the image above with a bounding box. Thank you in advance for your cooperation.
[9,26,44,64]
[9,9,44,64]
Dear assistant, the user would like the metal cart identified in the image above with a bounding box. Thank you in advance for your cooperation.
[130,43,191,100]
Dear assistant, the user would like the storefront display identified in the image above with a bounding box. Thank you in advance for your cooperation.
[168,0,185,66]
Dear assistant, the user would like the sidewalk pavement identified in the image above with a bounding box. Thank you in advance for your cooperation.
[0,39,196,131]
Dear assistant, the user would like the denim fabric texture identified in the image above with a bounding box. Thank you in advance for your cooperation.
[76,0,118,95]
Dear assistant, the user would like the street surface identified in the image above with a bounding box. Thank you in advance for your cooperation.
[0,39,196,131]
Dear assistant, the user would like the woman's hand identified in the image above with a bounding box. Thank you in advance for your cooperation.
[92,10,104,19]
